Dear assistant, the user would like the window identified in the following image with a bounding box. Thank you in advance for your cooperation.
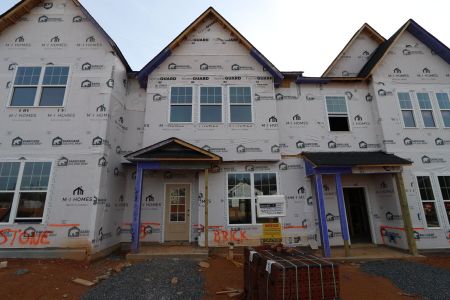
[436,93,450,127]
[325,96,349,131]
[397,92,416,128]
[417,176,439,228]
[229,87,252,122]
[170,87,193,122]
[416,93,436,127]
[0,161,52,224]
[437,176,450,225]
[200,87,222,122]
[169,187,186,222]
[227,172,278,225]
[10,66,69,107]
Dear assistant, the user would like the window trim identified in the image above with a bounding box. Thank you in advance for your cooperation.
[198,86,223,123]
[324,95,351,132]
[434,174,450,228]
[228,86,254,123]
[415,174,441,229]
[0,160,53,225]
[168,86,194,124]
[226,171,279,226]
[7,65,71,108]
[416,92,438,128]
[396,91,418,129]
[434,92,450,128]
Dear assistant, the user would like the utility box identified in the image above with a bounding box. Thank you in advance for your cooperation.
[244,245,340,300]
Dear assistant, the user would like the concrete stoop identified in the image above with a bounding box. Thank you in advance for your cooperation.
[126,245,209,261]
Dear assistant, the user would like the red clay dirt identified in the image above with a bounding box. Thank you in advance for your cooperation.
[0,254,448,300]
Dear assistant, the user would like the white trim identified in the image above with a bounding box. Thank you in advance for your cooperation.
[416,92,438,129]
[396,91,418,129]
[433,91,450,128]
[7,65,72,108]
[198,85,224,123]
[227,86,254,123]
[431,174,450,229]
[168,86,194,124]
[414,173,442,230]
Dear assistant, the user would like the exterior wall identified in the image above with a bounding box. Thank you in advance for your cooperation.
[0,0,129,255]
[370,31,450,249]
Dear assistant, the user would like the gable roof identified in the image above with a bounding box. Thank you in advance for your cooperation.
[358,19,450,78]
[322,23,385,77]
[0,0,131,72]
[125,137,222,162]
[136,7,284,89]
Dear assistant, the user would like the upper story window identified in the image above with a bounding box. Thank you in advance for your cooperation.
[0,161,52,224]
[325,96,349,131]
[170,87,193,122]
[397,92,416,128]
[200,87,222,122]
[436,93,450,127]
[10,66,69,107]
[229,87,252,122]
[416,93,436,128]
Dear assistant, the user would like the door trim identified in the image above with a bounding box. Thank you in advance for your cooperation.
[342,186,375,244]
[162,183,192,243]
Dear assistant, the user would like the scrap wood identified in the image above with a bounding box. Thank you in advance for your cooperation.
[216,287,240,295]
[230,259,243,267]
[72,278,95,287]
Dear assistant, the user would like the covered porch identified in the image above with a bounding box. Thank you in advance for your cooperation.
[124,137,222,254]
[301,151,418,258]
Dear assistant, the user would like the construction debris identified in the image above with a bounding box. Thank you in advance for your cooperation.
[72,278,95,287]
[216,287,243,295]
[171,277,178,284]
[198,261,210,268]
[15,269,29,276]
[0,261,7,269]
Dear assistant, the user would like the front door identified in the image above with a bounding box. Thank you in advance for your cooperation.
[343,187,372,243]
[164,184,190,242]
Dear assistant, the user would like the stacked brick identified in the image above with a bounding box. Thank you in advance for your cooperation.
[244,245,340,300]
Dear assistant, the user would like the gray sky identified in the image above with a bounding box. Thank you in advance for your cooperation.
[1,0,450,76]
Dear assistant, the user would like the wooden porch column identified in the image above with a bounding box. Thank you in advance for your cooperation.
[315,174,331,257]
[394,172,418,255]
[335,174,351,257]
[204,168,209,251]
[131,164,144,253]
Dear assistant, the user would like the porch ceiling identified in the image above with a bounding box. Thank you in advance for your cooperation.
[301,151,412,167]
[125,137,222,163]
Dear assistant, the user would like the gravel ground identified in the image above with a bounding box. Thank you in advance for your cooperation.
[82,258,204,300]
[361,260,450,300]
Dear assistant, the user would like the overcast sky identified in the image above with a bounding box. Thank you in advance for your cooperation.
[1,0,450,76]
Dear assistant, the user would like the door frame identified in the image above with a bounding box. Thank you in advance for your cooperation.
[162,182,192,243]
[342,186,376,244]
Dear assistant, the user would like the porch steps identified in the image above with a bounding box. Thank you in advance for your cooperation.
[126,245,209,261]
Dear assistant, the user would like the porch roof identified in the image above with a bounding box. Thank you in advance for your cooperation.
[301,151,412,167]
[124,137,222,163]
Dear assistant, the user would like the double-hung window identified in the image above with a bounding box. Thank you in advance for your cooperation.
[437,176,450,225]
[10,66,69,107]
[0,161,52,224]
[229,87,252,122]
[170,87,193,122]
[325,96,349,131]
[200,87,222,122]
[416,93,436,127]
[397,92,416,128]
[227,172,278,225]
[436,93,450,127]
[417,176,439,228]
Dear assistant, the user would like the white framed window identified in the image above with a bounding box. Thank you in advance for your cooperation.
[9,66,70,107]
[229,86,252,123]
[435,92,450,128]
[325,96,350,131]
[227,172,278,225]
[169,87,193,123]
[416,175,440,228]
[437,176,450,226]
[397,92,416,128]
[200,87,222,123]
[416,92,436,128]
[0,161,52,224]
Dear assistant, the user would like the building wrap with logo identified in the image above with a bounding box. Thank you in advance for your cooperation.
[0,0,449,260]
